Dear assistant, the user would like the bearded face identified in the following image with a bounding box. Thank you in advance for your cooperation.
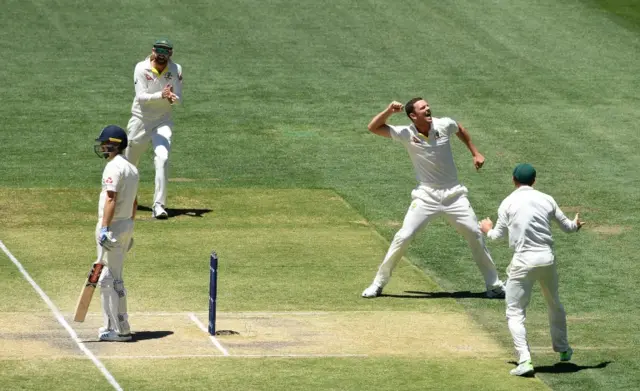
[152,47,172,64]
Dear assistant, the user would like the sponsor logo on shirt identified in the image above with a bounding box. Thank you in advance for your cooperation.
[105,177,113,184]
[165,72,173,80]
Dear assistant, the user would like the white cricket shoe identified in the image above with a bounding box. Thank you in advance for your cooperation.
[361,283,383,298]
[99,330,132,342]
[153,203,168,220]
[510,360,534,376]
[486,282,506,298]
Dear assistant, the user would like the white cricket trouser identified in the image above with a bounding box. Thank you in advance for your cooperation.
[506,261,568,363]
[96,219,134,335]
[372,184,501,290]
[125,116,172,207]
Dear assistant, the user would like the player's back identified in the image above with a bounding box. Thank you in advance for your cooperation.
[503,187,557,255]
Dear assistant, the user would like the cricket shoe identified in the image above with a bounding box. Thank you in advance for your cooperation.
[152,203,168,220]
[361,283,383,298]
[486,283,506,299]
[510,360,534,377]
[560,347,573,362]
[99,330,132,342]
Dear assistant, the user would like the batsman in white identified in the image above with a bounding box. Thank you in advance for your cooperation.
[479,163,585,376]
[125,38,182,219]
[94,125,139,342]
[362,98,505,298]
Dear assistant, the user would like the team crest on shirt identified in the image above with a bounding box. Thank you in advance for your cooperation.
[434,131,442,139]
[411,136,422,144]
[165,72,173,80]
[145,73,154,81]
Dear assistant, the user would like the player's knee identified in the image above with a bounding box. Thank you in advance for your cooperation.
[114,279,127,298]
[154,154,169,168]
[393,229,415,243]
[506,307,525,319]
[99,278,114,290]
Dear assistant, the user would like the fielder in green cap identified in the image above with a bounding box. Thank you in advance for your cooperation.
[125,38,183,220]
[512,163,536,186]
[479,164,585,377]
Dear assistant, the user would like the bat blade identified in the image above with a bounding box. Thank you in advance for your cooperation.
[73,263,103,322]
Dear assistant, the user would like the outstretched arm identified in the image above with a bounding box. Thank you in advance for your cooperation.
[367,101,404,138]
[455,123,485,170]
[554,206,585,233]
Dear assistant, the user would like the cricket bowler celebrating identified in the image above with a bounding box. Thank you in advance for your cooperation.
[480,164,584,376]
[125,38,182,219]
[94,125,139,341]
[362,98,505,298]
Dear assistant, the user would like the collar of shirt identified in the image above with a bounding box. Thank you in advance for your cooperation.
[513,185,534,193]
[144,56,170,77]
[409,124,430,142]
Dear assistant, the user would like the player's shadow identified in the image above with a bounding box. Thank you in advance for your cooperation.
[380,290,503,300]
[137,205,212,218]
[128,330,174,342]
[531,361,613,374]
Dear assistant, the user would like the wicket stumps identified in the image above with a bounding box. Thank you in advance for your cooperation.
[208,251,218,335]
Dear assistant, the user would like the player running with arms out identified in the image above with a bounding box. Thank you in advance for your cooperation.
[125,38,182,219]
[94,125,139,341]
[362,98,505,298]
[479,164,584,376]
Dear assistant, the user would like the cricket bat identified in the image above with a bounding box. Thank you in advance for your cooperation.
[73,261,104,322]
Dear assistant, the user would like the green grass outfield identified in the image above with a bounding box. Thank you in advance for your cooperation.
[1,0,639,390]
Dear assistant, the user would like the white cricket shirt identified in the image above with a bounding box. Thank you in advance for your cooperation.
[98,155,140,222]
[487,186,579,267]
[389,117,460,188]
[130,57,183,125]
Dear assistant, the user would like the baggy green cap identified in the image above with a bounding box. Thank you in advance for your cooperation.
[513,163,536,185]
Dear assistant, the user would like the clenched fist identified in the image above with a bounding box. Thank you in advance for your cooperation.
[387,101,404,113]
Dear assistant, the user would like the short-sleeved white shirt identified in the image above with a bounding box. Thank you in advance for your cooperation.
[99,155,139,222]
[389,117,460,188]
[130,57,183,126]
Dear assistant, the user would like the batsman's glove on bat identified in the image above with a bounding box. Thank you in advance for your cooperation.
[98,227,117,251]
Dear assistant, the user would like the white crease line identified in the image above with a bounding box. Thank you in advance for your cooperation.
[0,240,123,391]
[102,353,368,359]
[127,311,331,317]
[188,312,230,356]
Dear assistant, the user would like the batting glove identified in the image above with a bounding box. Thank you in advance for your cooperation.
[98,227,117,250]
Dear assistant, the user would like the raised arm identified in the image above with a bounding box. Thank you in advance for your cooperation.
[455,122,485,170]
[367,101,404,138]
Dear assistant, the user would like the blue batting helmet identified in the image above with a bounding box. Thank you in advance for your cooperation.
[94,125,128,158]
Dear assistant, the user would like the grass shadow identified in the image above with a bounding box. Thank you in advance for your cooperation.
[137,205,212,218]
[380,290,503,300]
[129,330,174,342]
[533,361,613,374]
